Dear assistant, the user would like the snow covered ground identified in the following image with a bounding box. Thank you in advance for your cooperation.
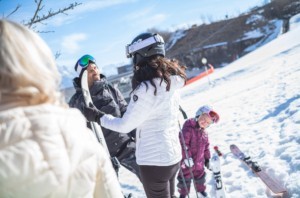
[118,25,300,198]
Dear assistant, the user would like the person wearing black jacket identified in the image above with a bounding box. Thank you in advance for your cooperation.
[69,54,140,180]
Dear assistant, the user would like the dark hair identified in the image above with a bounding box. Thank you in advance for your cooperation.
[131,55,187,95]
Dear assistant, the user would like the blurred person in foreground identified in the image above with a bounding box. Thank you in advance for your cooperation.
[0,19,123,198]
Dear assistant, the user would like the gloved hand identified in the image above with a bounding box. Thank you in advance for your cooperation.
[184,158,194,167]
[205,159,211,170]
[83,103,105,124]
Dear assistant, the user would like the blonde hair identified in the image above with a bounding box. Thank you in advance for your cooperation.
[0,19,64,107]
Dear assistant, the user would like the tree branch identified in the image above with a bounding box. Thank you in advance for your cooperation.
[6,4,21,18]
[54,51,61,60]
[24,0,82,28]
[27,0,43,28]
[37,30,55,34]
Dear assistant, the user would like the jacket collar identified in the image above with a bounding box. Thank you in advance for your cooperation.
[72,74,107,92]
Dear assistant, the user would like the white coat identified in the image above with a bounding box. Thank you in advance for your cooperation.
[100,75,185,166]
[0,104,123,198]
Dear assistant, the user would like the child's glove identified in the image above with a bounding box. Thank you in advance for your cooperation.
[83,103,105,124]
[184,158,194,167]
[205,159,211,170]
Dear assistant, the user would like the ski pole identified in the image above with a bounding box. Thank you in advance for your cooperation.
[178,120,199,198]
[179,167,190,198]
[179,105,188,119]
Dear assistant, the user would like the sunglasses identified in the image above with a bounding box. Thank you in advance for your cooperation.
[78,55,96,68]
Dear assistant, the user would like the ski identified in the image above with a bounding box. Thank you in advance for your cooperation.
[81,71,134,197]
[81,71,121,168]
[214,146,223,157]
[230,144,287,195]
[210,146,227,198]
[81,70,109,153]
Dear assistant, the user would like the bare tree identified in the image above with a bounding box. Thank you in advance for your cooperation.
[206,14,214,23]
[200,14,214,24]
[1,0,82,59]
[2,0,82,32]
[54,50,62,60]
[200,14,207,24]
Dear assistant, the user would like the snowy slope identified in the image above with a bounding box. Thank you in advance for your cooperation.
[118,25,300,198]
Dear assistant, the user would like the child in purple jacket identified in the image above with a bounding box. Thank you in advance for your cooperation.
[177,105,220,198]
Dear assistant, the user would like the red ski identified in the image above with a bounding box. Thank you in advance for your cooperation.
[230,144,287,195]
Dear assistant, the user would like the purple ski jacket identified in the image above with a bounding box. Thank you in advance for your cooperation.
[180,118,211,170]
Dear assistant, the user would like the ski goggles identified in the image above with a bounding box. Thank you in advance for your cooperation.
[126,34,164,58]
[75,54,96,75]
[207,111,219,123]
[196,105,220,123]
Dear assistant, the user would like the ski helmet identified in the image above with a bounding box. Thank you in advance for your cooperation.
[195,105,220,123]
[74,54,96,77]
[126,32,165,65]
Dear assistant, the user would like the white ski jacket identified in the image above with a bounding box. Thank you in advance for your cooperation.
[101,75,185,166]
[0,104,123,198]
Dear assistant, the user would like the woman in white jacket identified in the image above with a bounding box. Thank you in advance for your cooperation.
[84,33,187,198]
[0,19,123,198]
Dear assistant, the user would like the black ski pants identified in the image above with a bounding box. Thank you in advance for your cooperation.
[139,162,180,198]
[116,139,141,181]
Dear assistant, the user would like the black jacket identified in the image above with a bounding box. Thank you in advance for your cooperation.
[69,74,135,158]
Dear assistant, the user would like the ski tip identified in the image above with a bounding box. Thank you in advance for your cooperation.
[213,145,223,156]
[229,144,237,149]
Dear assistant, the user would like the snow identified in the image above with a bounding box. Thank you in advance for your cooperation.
[118,25,300,197]
[165,29,187,51]
[203,42,228,49]
[290,13,300,31]
[244,20,283,53]
[246,14,265,25]
[242,29,264,40]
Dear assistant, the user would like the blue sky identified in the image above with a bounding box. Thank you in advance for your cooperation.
[1,0,266,76]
